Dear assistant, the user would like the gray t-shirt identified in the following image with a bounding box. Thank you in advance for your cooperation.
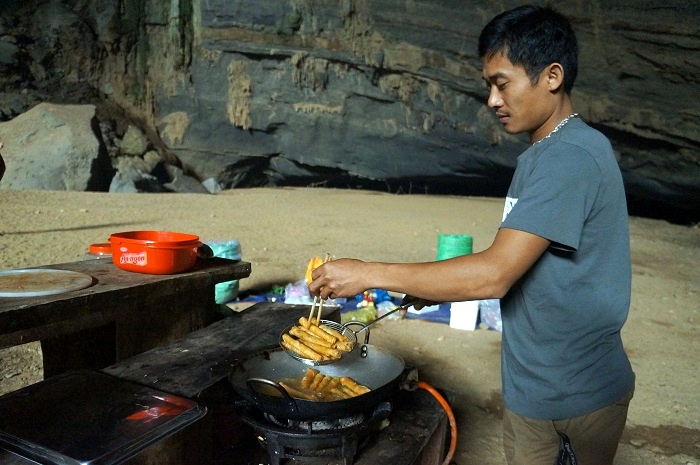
[500,117,635,420]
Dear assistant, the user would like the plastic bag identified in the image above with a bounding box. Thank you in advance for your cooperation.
[343,306,378,324]
[479,299,502,332]
[206,240,242,304]
[284,279,312,305]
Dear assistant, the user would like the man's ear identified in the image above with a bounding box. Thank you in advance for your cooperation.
[546,63,565,92]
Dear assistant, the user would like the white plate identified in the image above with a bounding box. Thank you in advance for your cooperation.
[0,269,94,297]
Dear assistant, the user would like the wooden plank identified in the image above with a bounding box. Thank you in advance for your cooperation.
[415,415,448,465]
[354,390,448,465]
[102,302,341,398]
[0,258,251,348]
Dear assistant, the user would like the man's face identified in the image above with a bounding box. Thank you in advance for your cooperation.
[482,52,553,140]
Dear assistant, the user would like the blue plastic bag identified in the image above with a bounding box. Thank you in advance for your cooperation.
[206,240,242,304]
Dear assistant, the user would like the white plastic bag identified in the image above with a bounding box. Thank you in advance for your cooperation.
[479,299,502,332]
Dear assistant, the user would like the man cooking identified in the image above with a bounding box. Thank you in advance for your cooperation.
[308,5,635,465]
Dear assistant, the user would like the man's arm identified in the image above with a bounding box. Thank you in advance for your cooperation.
[309,228,550,302]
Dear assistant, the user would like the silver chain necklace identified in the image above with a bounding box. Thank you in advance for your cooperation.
[533,113,579,145]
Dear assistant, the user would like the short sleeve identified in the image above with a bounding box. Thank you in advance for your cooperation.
[501,144,601,250]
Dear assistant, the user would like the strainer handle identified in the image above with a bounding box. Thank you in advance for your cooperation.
[342,303,410,342]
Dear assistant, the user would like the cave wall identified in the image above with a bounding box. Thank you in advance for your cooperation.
[0,0,698,222]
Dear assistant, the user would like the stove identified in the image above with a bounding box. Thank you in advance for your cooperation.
[211,365,447,465]
[235,401,393,465]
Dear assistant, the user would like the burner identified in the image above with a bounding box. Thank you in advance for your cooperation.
[237,402,392,465]
[263,412,366,432]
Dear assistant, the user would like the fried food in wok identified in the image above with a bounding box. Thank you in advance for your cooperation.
[279,368,371,401]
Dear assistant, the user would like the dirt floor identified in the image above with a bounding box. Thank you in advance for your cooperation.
[0,187,698,464]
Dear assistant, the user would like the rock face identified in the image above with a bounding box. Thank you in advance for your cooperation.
[0,1,698,223]
[0,103,112,191]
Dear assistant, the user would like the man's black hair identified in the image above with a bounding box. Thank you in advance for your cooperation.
[478,4,578,93]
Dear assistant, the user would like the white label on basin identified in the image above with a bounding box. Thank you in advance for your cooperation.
[119,252,147,266]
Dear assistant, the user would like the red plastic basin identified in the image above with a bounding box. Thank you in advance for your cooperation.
[109,231,202,274]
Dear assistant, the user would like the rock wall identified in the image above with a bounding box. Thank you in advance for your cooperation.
[0,0,698,223]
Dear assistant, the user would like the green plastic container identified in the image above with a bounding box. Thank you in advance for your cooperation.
[436,234,473,260]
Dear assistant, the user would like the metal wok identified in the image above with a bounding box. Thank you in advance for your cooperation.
[229,344,405,421]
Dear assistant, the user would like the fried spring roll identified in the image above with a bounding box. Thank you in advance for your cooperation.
[303,339,343,360]
[319,378,341,401]
[279,382,318,401]
[281,334,323,361]
[334,340,354,352]
[307,324,337,344]
[309,373,325,391]
[339,385,360,398]
[290,326,334,348]
[316,375,332,392]
[301,368,319,388]
[340,377,371,395]
[319,324,349,342]
[330,387,352,400]
[321,377,340,393]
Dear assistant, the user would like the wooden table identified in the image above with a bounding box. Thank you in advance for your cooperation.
[0,257,251,377]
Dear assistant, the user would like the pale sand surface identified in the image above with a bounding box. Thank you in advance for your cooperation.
[0,188,698,464]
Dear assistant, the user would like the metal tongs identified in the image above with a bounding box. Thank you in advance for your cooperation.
[307,253,332,325]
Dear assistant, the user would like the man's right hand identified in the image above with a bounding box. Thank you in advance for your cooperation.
[308,258,369,300]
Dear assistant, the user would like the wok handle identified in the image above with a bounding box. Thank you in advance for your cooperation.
[246,377,300,413]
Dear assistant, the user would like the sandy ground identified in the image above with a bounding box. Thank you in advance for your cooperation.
[0,187,698,464]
